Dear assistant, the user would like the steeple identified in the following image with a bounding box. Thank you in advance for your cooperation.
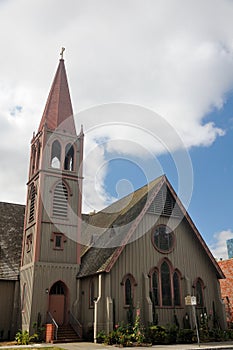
[38,52,76,135]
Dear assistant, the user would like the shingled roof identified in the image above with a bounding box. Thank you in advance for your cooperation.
[0,202,25,280]
[78,175,224,279]
[78,176,165,278]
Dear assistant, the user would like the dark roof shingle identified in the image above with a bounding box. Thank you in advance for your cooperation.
[0,202,25,280]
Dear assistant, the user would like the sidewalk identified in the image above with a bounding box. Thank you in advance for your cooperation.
[55,340,233,349]
[1,341,233,350]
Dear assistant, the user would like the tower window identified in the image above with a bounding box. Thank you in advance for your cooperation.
[26,234,33,253]
[64,143,74,171]
[50,232,66,250]
[52,182,68,218]
[51,140,61,169]
[35,141,41,170]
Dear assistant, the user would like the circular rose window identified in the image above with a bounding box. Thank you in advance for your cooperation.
[152,225,174,253]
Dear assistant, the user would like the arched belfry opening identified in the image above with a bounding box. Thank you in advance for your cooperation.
[51,140,61,169]
[49,281,68,325]
[64,143,74,171]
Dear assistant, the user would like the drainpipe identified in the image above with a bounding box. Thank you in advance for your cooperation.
[94,274,102,343]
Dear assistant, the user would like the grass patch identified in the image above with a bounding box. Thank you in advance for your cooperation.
[0,345,64,350]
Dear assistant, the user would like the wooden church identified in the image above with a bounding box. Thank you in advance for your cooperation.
[0,54,226,341]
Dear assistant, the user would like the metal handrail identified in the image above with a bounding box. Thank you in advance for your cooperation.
[47,311,58,340]
[68,310,82,339]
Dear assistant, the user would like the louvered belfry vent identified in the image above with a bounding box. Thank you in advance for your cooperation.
[148,185,182,217]
[53,182,68,218]
[29,184,36,222]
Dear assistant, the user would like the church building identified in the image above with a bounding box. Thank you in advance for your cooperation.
[0,54,226,341]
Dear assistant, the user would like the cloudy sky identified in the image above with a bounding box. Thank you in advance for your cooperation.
[0,0,233,258]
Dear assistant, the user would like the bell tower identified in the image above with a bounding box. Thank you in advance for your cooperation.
[20,51,84,332]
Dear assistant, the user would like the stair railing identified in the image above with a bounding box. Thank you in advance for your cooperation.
[47,311,58,340]
[68,310,83,339]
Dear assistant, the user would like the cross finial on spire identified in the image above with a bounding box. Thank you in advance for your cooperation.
[60,47,65,59]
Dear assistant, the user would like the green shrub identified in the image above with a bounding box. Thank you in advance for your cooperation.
[15,329,38,345]
[96,330,106,343]
[176,328,194,344]
[149,325,167,344]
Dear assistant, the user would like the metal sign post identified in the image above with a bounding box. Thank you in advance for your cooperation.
[185,295,200,347]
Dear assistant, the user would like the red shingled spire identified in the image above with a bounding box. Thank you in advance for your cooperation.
[38,57,76,135]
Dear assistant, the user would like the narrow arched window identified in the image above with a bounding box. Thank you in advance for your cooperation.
[151,270,159,306]
[51,140,61,169]
[64,143,74,171]
[31,145,36,175]
[29,184,36,222]
[195,279,204,307]
[35,142,41,170]
[89,280,95,308]
[173,271,181,306]
[161,261,172,306]
[53,182,68,218]
[125,278,132,306]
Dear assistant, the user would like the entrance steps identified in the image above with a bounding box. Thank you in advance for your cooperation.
[55,324,82,343]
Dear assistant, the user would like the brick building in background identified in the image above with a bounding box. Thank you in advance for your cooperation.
[218,259,233,326]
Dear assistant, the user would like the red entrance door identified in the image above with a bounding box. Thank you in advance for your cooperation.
[49,281,66,325]
[49,294,65,325]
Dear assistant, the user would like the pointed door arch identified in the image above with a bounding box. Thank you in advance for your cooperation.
[49,281,68,325]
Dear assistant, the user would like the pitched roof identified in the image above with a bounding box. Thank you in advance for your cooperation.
[38,59,76,135]
[0,202,25,280]
[78,175,224,279]
[78,176,165,277]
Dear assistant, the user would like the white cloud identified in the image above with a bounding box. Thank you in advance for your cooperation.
[209,229,233,260]
[1,0,233,207]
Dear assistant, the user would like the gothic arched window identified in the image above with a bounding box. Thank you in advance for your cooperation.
[161,261,172,306]
[64,143,74,171]
[121,274,137,307]
[125,278,132,306]
[150,269,159,306]
[173,271,181,306]
[195,278,204,307]
[50,281,65,295]
[51,140,61,169]
[89,279,95,308]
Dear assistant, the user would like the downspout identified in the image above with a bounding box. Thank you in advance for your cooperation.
[94,274,102,343]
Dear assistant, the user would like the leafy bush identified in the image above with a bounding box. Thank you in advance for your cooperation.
[148,325,167,344]
[176,329,194,344]
[15,329,38,345]
[96,330,106,343]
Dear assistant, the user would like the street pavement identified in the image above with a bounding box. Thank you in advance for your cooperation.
[55,340,233,350]
[1,341,233,350]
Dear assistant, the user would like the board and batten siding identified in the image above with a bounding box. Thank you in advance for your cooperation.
[21,262,80,332]
[79,275,99,336]
[110,212,225,328]
[0,280,19,340]
[38,173,80,264]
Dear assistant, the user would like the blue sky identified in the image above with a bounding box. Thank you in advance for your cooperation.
[0,0,233,258]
